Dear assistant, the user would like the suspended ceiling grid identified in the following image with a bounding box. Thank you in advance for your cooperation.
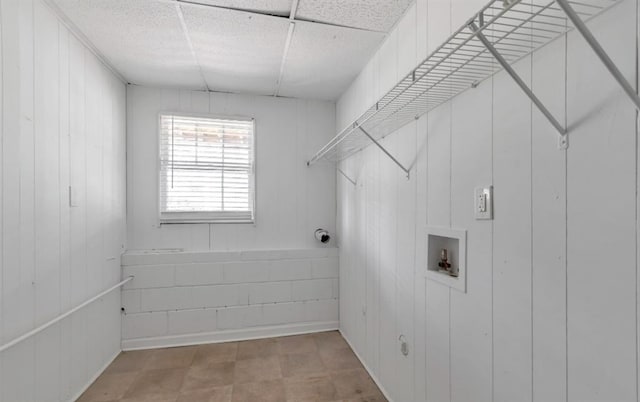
[49,0,414,100]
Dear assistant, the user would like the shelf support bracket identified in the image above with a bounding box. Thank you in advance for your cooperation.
[554,0,640,111]
[337,167,357,186]
[358,125,410,179]
[469,22,567,138]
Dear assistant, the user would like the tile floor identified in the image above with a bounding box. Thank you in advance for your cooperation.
[77,331,387,402]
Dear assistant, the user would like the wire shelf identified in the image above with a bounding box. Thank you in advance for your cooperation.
[308,0,619,165]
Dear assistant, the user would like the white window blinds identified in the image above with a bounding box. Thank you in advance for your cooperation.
[159,114,255,223]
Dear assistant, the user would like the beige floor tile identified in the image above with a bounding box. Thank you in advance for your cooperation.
[342,391,388,402]
[182,361,236,391]
[233,355,282,384]
[231,379,286,402]
[176,385,233,402]
[77,372,136,402]
[120,394,179,402]
[124,368,188,399]
[144,346,198,370]
[81,332,386,402]
[279,352,327,379]
[276,334,318,355]
[104,350,154,375]
[330,369,380,400]
[284,374,338,401]
[318,347,361,371]
[193,342,238,366]
[236,338,279,360]
[313,331,350,352]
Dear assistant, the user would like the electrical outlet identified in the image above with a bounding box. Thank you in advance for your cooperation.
[399,335,409,356]
[477,193,487,213]
[474,186,493,220]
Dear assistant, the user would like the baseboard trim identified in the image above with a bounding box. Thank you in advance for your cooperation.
[67,349,120,402]
[122,321,340,350]
[339,328,395,402]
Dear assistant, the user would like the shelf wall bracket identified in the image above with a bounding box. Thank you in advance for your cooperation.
[554,0,640,111]
[358,125,411,179]
[468,21,567,138]
[337,167,357,186]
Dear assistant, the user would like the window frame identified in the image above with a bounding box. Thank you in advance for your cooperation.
[157,111,257,225]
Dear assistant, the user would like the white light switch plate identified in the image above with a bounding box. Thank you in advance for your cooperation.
[474,186,493,220]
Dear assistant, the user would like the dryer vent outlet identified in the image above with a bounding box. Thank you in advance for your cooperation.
[315,229,330,244]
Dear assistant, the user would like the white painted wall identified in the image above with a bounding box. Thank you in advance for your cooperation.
[120,248,339,349]
[125,86,337,347]
[336,0,640,401]
[0,0,127,401]
[127,85,336,252]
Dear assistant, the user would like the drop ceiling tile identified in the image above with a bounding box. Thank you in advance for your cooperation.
[187,0,293,15]
[296,0,413,32]
[52,0,206,89]
[277,21,385,100]
[181,3,290,95]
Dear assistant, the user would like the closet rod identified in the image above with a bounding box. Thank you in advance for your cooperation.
[0,276,134,354]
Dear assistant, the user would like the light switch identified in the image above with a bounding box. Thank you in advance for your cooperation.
[474,186,493,220]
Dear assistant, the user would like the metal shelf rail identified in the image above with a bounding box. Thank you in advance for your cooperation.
[307,0,637,177]
[0,276,134,354]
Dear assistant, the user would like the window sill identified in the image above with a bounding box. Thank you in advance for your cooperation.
[160,219,255,225]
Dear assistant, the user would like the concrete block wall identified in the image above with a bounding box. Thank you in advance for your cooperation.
[121,249,339,349]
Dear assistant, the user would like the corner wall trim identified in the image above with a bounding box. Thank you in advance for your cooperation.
[41,0,128,84]
[339,329,396,402]
[66,349,121,402]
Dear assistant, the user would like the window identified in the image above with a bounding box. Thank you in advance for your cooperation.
[159,113,255,223]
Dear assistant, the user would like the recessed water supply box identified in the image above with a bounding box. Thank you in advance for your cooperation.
[426,226,467,293]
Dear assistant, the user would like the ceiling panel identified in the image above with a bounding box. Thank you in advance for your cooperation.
[278,21,385,100]
[52,0,206,89]
[51,0,403,100]
[296,0,413,32]
[186,0,293,15]
[181,3,290,95]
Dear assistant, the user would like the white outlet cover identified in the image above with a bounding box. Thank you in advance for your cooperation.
[474,186,493,220]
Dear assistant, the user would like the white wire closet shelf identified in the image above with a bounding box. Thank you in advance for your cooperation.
[307,0,627,168]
